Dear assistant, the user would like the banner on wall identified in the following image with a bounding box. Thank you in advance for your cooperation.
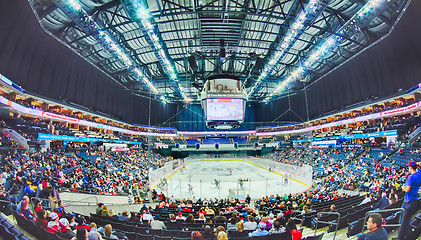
[38,133,141,145]
[311,140,337,147]
[103,143,128,151]
[293,130,397,143]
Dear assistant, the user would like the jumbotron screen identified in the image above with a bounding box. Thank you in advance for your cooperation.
[206,98,244,121]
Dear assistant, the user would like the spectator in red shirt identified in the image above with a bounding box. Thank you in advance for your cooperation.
[75,217,91,231]
[35,209,48,229]
[34,199,42,214]
[47,212,60,233]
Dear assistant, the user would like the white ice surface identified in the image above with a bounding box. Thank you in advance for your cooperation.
[159,159,310,200]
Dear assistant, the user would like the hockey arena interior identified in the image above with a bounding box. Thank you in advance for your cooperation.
[1,0,421,239]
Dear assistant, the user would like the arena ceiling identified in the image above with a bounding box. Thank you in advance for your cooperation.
[28,0,411,103]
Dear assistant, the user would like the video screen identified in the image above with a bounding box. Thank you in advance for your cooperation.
[206,98,244,121]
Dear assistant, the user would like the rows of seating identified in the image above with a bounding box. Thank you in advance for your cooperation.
[82,130,120,140]
[1,214,30,240]
[158,138,252,145]
[173,138,186,144]
[160,138,174,144]
[346,198,404,237]
[258,137,273,144]
[409,212,421,239]
[8,118,52,139]
[0,133,20,148]
[326,149,362,166]
[114,133,145,143]
[90,212,226,235]
[388,148,421,169]
[88,213,322,240]
[186,139,200,145]
[298,195,365,229]
[345,148,394,177]
[202,138,231,144]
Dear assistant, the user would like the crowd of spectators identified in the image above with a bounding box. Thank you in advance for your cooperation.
[0,132,22,149]
[1,142,420,239]
[0,94,150,136]
[0,146,172,201]
[0,93,420,239]
[272,148,313,166]
[256,97,419,135]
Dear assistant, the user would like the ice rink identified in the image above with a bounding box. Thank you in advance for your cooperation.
[153,158,311,200]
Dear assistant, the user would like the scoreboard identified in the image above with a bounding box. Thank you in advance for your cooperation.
[200,75,248,129]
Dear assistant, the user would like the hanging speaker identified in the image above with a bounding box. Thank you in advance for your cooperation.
[188,55,198,72]
[220,48,226,59]
[219,39,225,48]
[219,39,226,59]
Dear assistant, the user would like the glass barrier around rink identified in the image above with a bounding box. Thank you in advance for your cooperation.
[148,154,312,200]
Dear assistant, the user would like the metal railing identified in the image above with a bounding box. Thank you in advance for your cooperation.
[314,211,341,240]
[60,195,99,206]
[409,125,421,143]
[361,208,404,234]
[31,196,53,211]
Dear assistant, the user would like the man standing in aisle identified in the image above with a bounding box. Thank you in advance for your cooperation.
[398,161,421,240]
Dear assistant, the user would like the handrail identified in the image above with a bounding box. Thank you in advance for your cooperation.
[0,199,11,204]
[31,196,53,211]
[409,125,421,143]
[61,195,98,207]
[361,208,404,234]
[314,211,341,240]
[58,187,132,197]
[1,128,29,150]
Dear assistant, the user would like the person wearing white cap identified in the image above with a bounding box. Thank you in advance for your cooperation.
[58,218,76,239]
[249,222,269,237]
[268,213,275,223]
[47,212,60,233]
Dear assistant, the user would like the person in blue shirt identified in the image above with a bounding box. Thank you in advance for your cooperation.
[16,196,29,213]
[374,192,389,210]
[249,222,269,237]
[357,213,388,240]
[398,161,421,240]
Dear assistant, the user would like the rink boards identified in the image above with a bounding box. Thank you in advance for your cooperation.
[150,158,312,200]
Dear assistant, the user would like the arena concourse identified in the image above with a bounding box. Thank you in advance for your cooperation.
[1,0,421,240]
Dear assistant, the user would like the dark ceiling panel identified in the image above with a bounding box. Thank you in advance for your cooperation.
[0,0,177,125]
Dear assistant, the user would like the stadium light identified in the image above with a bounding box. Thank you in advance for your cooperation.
[160,96,167,104]
[265,0,387,101]
[248,0,326,98]
[122,0,187,101]
[67,0,82,11]
[59,0,167,101]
